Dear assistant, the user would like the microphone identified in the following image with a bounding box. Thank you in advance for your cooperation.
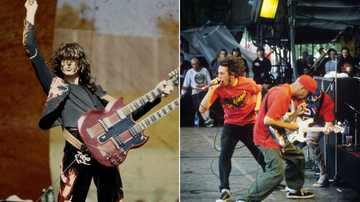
[201,80,221,90]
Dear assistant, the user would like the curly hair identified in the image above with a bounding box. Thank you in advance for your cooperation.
[50,42,96,93]
[216,55,245,78]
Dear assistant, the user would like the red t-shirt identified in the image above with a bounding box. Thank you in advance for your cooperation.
[254,84,291,149]
[210,77,262,126]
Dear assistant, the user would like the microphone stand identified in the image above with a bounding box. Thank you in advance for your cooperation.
[344,102,360,152]
[333,55,338,181]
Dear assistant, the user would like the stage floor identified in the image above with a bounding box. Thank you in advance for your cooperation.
[180,126,360,202]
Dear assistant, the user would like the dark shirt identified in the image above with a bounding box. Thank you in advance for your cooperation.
[181,60,192,76]
[337,56,356,77]
[296,59,306,75]
[62,84,105,128]
[23,20,159,131]
[252,57,271,84]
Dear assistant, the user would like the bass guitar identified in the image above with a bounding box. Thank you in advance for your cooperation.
[77,68,179,167]
[287,118,345,143]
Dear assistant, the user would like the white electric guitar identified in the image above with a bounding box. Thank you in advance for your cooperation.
[287,117,345,143]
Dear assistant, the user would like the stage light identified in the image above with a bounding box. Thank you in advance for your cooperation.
[260,0,279,19]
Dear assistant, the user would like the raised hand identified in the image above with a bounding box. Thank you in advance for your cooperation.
[25,0,38,25]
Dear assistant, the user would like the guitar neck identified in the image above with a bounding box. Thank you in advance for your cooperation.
[122,80,174,115]
[130,98,179,134]
[285,103,305,123]
[300,127,326,133]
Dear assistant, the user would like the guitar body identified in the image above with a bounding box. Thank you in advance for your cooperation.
[287,118,314,143]
[269,116,288,148]
[78,97,148,167]
[77,68,179,167]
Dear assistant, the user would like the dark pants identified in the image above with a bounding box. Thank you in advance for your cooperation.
[219,124,266,192]
[192,91,207,110]
[58,131,123,202]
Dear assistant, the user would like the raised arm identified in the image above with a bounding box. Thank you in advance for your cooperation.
[25,0,37,25]
[23,0,54,94]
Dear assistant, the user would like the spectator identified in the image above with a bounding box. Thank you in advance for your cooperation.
[252,46,271,84]
[180,53,192,77]
[337,47,356,77]
[340,27,356,57]
[181,58,214,127]
[353,25,360,48]
[296,51,308,76]
[325,49,338,74]
[212,49,228,74]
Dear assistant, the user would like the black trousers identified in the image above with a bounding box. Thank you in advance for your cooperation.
[58,131,123,202]
[219,123,266,192]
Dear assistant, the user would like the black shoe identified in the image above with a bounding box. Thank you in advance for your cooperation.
[216,189,230,202]
[287,189,315,199]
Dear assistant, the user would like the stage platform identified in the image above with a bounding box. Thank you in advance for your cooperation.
[180,126,360,202]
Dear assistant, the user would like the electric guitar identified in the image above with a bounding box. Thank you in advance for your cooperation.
[287,118,345,143]
[269,103,306,147]
[77,68,179,167]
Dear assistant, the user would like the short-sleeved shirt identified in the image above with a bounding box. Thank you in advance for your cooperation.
[254,84,291,149]
[210,77,262,126]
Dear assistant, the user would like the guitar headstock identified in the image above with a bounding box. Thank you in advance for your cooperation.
[168,68,179,87]
[333,125,345,134]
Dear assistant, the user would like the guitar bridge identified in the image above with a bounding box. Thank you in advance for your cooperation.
[98,146,106,157]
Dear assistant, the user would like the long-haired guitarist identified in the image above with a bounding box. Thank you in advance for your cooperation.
[291,88,334,187]
[23,1,173,201]
[236,75,317,202]
[199,55,266,202]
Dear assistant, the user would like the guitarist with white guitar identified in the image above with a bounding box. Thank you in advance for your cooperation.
[236,75,317,202]
[290,88,335,188]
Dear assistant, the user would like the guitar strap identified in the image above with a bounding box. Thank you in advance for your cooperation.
[313,90,325,124]
[62,94,115,150]
[265,85,281,114]
[264,85,281,140]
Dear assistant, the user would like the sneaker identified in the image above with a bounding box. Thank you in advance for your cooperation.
[236,198,266,202]
[313,174,329,187]
[216,189,230,202]
[287,189,315,199]
[205,118,214,127]
[206,123,214,127]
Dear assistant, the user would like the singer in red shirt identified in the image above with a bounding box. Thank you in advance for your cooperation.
[200,55,265,202]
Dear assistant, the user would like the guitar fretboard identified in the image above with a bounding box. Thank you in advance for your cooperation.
[129,98,179,135]
[122,80,175,115]
[285,103,305,123]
